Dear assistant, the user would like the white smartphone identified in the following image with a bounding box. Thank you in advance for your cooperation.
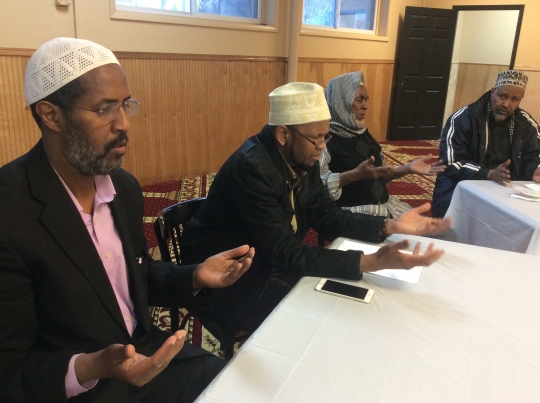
[315,278,374,304]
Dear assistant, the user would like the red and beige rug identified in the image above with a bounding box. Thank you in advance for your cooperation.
[143,140,440,355]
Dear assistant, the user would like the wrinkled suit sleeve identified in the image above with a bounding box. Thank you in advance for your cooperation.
[146,259,200,309]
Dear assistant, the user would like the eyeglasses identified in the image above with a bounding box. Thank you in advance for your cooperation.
[72,98,141,123]
[287,126,332,148]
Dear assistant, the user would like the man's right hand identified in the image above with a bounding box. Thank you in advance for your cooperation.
[74,330,186,386]
[487,159,512,186]
[359,240,444,273]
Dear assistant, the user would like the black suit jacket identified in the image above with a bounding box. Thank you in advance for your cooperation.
[0,141,206,402]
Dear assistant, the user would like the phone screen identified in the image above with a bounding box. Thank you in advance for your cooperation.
[321,280,369,300]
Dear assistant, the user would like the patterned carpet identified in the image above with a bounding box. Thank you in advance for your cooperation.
[143,140,440,356]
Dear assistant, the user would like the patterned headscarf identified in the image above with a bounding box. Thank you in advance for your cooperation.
[324,71,367,138]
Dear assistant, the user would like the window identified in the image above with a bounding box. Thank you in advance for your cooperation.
[303,0,377,32]
[115,0,260,22]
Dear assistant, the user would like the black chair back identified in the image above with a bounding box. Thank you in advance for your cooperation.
[153,197,247,359]
[154,197,205,265]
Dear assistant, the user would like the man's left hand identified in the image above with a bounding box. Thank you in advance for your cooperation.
[533,166,540,183]
[192,245,255,289]
[387,203,452,236]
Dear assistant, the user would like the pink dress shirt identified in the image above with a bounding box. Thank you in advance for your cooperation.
[58,174,137,398]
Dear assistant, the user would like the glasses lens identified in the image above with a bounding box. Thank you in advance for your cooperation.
[100,104,121,122]
[124,99,141,117]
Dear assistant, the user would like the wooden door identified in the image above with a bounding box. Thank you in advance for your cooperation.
[387,7,456,140]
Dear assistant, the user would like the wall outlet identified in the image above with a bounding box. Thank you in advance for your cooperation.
[56,0,71,6]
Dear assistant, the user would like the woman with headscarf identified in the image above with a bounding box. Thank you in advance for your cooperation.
[321,71,445,218]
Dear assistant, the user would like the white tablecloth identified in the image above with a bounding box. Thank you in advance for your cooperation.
[195,235,540,402]
[445,180,540,255]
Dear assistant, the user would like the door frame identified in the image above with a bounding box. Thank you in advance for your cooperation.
[451,4,524,69]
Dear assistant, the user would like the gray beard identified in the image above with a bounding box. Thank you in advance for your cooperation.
[64,117,128,176]
[492,113,508,123]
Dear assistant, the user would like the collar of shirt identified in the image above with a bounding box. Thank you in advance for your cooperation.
[94,175,116,205]
[54,173,116,214]
[277,149,307,190]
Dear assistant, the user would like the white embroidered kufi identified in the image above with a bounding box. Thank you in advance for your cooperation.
[268,82,331,125]
[495,69,528,90]
[25,37,120,105]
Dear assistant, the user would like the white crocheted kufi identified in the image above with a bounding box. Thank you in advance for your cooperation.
[25,37,119,105]
[495,69,528,90]
[269,82,331,125]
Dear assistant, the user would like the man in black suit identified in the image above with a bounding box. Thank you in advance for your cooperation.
[0,37,254,403]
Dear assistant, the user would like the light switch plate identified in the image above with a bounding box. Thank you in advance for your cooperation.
[56,0,71,6]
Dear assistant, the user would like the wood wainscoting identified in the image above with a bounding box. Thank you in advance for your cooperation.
[517,67,540,123]
[453,63,508,113]
[0,51,396,184]
[4,50,539,185]
[0,49,286,185]
[297,58,395,142]
[0,50,41,168]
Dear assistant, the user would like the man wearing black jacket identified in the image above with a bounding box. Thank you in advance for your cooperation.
[433,69,540,217]
[182,82,451,335]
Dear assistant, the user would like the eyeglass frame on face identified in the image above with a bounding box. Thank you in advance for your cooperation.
[286,126,332,148]
[71,98,141,123]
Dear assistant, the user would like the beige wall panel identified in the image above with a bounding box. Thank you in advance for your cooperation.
[297,60,394,141]
[425,0,540,68]
[0,55,40,167]
[0,1,74,49]
[452,63,508,113]
[74,1,288,57]
[456,10,518,65]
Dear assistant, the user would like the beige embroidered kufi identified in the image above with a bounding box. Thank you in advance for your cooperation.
[268,82,331,125]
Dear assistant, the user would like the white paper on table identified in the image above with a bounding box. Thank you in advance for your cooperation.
[510,194,540,202]
[524,183,540,192]
[335,239,423,284]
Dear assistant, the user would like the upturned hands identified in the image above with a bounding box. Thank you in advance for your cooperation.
[386,203,452,236]
[353,156,395,181]
[408,154,446,176]
[360,240,444,272]
[75,330,186,386]
[192,245,255,289]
